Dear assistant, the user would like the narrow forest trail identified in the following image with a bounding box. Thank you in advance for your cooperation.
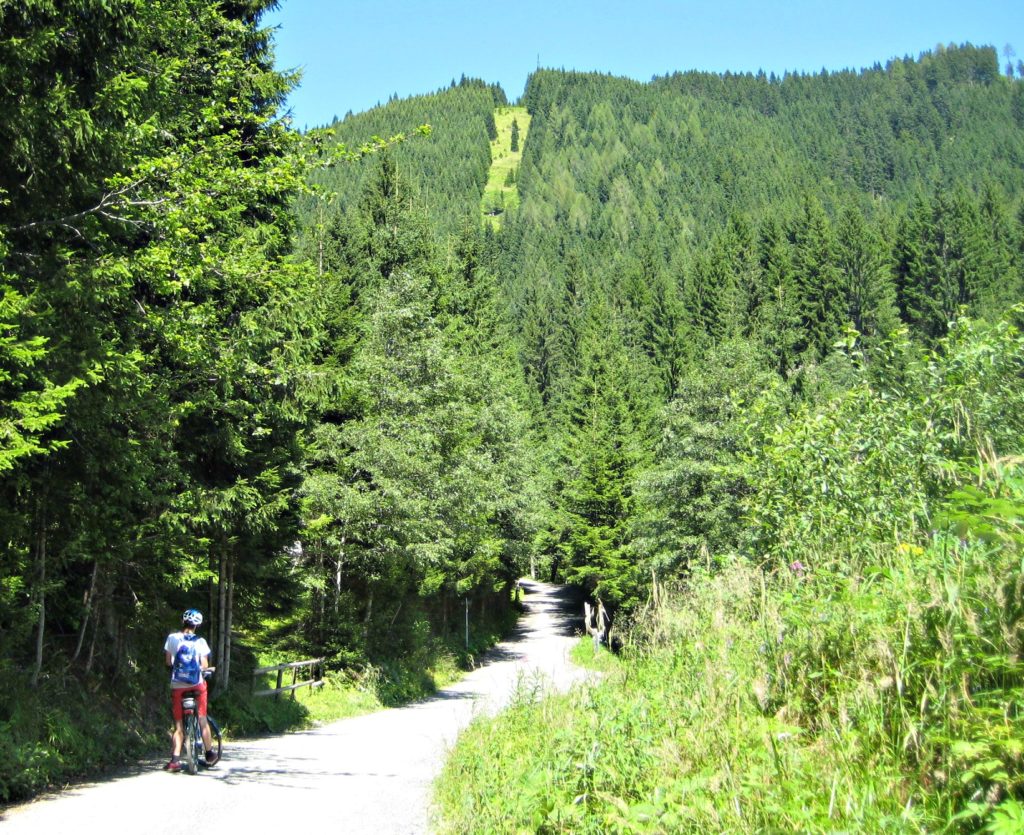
[481,105,530,226]
[0,581,587,835]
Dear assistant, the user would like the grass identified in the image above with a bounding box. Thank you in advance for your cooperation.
[481,106,531,228]
[570,638,621,674]
[257,673,381,727]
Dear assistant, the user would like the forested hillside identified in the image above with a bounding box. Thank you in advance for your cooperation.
[298,77,505,243]
[499,46,1024,611]
[2,9,1023,826]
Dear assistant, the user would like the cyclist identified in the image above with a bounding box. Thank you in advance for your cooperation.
[163,608,219,771]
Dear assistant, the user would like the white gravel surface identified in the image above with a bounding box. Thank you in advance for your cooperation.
[0,580,588,834]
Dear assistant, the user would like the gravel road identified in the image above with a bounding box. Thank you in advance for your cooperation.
[0,580,587,834]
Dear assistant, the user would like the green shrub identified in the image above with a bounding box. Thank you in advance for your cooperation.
[0,679,159,803]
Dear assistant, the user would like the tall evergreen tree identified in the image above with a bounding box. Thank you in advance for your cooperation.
[544,294,651,608]
[834,205,899,345]
[790,195,845,358]
[896,187,989,340]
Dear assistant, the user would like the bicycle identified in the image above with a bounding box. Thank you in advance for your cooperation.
[180,668,222,775]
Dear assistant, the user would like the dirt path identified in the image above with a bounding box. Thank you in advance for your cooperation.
[0,581,587,834]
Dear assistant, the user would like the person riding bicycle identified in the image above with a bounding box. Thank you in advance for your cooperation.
[164,608,219,771]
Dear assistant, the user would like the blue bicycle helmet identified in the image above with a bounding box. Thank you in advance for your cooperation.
[182,609,203,627]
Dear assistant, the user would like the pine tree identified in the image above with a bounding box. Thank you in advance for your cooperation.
[834,205,899,344]
[790,195,845,358]
[896,187,989,340]
[754,214,800,374]
[631,339,775,578]
[975,182,1017,318]
[545,294,651,609]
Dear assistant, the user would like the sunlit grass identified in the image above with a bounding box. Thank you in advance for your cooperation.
[294,676,382,724]
[570,637,621,673]
[482,106,530,228]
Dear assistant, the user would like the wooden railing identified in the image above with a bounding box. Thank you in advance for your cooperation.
[252,658,325,699]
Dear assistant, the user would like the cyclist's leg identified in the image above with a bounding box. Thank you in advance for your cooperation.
[171,719,185,756]
[170,689,186,757]
[199,716,213,751]
[197,681,213,751]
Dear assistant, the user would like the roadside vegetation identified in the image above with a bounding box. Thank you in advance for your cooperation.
[436,312,1024,833]
[570,638,621,675]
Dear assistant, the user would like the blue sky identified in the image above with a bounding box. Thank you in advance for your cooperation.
[267,0,1024,129]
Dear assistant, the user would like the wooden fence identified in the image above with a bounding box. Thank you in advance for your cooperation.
[252,658,325,699]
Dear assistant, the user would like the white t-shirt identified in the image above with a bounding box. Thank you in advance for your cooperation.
[164,631,212,689]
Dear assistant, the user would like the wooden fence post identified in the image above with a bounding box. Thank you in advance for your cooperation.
[584,599,609,652]
[252,658,326,699]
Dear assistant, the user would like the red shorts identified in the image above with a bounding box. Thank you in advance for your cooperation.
[171,680,208,721]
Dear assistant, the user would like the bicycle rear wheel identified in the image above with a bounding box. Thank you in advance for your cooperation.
[183,714,199,775]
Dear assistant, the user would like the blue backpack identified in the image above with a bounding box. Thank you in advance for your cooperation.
[172,634,202,685]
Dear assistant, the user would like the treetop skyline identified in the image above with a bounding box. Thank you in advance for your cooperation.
[267,0,1023,129]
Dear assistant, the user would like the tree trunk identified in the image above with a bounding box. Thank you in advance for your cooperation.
[30,500,47,688]
[216,549,228,673]
[334,532,345,614]
[73,560,100,661]
[85,618,98,675]
[314,541,324,643]
[362,585,374,643]
[208,553,217,653]
[222,553,234,691]
[85,574,106,675]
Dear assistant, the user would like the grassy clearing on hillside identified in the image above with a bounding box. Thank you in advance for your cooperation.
[482,106,530,227]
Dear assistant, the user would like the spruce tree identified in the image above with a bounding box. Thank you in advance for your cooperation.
[790,195,845,358]
[835,205,899,345]
[545,293,650,608]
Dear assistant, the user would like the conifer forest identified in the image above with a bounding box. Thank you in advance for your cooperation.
[2,3,1024,828]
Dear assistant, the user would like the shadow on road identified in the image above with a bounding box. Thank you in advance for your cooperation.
[441,580,584,676]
